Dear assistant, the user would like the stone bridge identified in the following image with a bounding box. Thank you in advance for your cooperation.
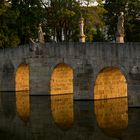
[0,42,140,106]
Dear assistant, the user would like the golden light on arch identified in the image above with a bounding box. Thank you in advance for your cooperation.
[15,64,30,121]
[94,67,127,100]
[16,64,29,91]
[50,63,73,95]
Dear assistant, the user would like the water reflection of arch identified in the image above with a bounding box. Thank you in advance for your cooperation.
[51,94,74,130]
[94,67,127,100]
[50,63,73,95]
[16,91,30,122]
[94,98,128,138]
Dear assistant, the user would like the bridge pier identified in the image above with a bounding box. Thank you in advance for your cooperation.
[128,74,140,107]
[1,61,15,91]
[74,63,94,100]
[29,57,50,95]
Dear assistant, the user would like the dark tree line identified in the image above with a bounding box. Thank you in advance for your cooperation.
[0,0,139,47]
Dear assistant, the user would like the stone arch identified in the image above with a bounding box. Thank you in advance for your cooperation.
[94,67,127,100]
[16,64,29,91]
[50,63,73,95]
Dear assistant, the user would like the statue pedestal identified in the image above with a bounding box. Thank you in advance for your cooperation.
[79,35,85,43]
[116,34,124,43]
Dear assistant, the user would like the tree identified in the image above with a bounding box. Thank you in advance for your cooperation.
[76,0,106,42]
[41,0,106,42]
[41,0,81,42]
[0,2,20,47]
[0,0,45,47]
[15,0,45,44]
[104,0,140,42]
[80,2,107,42]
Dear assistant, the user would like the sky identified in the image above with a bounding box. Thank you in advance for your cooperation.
[43,0,99,6]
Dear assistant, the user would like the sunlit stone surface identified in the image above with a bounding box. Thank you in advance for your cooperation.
[94,97,128,137]
[94,67,127,99]
[16,64,29,91]
[51,94,74,130]
[16,91,30,122]
[50,64,73,95]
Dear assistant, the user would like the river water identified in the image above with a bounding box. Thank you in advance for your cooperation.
[0,92,140,140]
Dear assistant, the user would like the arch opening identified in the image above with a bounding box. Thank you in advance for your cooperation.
[94,67,127,100]
[50,63,73,95]
[16,64,29,91]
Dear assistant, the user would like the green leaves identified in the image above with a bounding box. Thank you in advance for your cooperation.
[104,0,140,41]
[44,0,81,42]
[1,0,139,47]
[0,0,46,47]
[0,2,20,47]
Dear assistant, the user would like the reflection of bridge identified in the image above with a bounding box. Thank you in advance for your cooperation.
[0,43,140,106]
[0,93,140,140]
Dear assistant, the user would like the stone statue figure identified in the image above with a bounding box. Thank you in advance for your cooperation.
[117,12,124,35]
[38,23,45,44]
[79,17,85,43]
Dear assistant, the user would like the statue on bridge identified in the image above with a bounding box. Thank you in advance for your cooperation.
[29,23,45,55]
[38,23,45,44]
[79,17,85,43]
[116,12,125,43]
[117,12,124,35]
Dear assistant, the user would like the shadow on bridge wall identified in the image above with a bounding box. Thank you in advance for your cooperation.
[1,60,15,91]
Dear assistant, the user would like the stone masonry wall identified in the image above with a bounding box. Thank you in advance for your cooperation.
[0,43,140,106]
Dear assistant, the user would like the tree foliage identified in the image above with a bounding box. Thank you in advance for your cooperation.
[0,0,139,47]
[81,1,107,41]
[104,0,140,42]
[0,0,45,47]
[41,0,106,42]
[0,2,20,47]
[43,0,81,42]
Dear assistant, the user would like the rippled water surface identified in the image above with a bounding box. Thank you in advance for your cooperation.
[0,92,140,140]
